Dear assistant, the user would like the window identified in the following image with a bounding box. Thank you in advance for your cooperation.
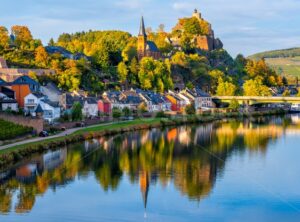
[27,99,35,104]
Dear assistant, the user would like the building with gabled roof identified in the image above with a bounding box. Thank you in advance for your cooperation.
[137,17,162,60]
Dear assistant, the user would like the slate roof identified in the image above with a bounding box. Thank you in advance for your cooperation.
[124,95,142,104]
[43,100,60,108]
[35,104,44,113]
[0,78,7,86]
[12,76,39,86]
[45,46,91,61]
[194,88,211,97]
[85,97,98,104]
[43,82,62,94]
[185,88,211,98]
[32,92,45,99]
[146,41,159,52]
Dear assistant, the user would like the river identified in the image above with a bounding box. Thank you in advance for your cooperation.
[1,115,300,222]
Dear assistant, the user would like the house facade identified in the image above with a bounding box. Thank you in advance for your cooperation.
[82,98,98,118]
[24,93,60,122]
[11,76,40,108]
[182,88,213,110]
[98,99,111,115]
[0,93,18,111]
[137,17,162,60]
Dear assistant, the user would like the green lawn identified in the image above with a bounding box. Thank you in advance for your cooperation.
[76,118,161,133]
[0,118,162,154]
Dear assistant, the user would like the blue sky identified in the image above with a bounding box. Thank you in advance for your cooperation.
[1,0,300,56]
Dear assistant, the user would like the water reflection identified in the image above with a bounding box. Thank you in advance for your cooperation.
[0,115,299,215]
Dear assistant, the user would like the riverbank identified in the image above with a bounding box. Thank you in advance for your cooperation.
[0,109,286,168]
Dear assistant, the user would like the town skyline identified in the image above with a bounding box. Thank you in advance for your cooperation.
[2,0,300,56]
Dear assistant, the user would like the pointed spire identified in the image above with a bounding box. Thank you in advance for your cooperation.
[140,171,149,209]
[139,16,147,37]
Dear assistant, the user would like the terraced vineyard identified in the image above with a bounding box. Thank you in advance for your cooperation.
[0,119,33,141]
[265,56,300,78]
[249,48,300,79]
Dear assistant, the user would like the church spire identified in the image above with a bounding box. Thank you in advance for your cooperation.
[139,16,147,37]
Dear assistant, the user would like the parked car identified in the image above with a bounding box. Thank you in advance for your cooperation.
[76,122,85,127]
[39,131,49,137]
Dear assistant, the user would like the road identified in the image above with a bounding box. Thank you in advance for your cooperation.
[0,122,115,151]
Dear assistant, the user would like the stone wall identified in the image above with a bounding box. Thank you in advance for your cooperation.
[0,113,44,133]
[0,68,55,82]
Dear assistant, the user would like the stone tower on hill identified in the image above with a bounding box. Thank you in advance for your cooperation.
[172,9,223,51]
[137,16,162,60]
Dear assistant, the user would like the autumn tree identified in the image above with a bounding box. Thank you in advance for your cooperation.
[35,46,49,67]
[216,78,237,96]
[11,26,33,49]
[243,77,271,96]
[0,26,9,50]
[117,62,128,83]
[138,57,173,92]
[128,58,139,85]
[121,40,137,62]
[28,71,38,81]
[282,89,290,97]
[209,70,225,94]
[57,59,81,92]
[245,59,278,86]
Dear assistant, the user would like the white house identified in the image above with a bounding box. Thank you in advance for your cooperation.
[24,93,45,115]
[0,93,18,111]
[24,93,60,123]
[41,101,61,123]
[182,88,213,110]
[82,97,98,118]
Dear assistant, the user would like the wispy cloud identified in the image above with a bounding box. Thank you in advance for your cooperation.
[0,0,300,56]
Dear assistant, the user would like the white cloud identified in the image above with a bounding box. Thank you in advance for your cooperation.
[1,0,300,56]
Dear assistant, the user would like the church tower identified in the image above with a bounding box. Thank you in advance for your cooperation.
[138,16,147,60]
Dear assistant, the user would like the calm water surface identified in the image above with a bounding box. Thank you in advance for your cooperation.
[1,115,300,222]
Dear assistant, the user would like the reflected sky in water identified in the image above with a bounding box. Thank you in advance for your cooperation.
[1,115,300,221]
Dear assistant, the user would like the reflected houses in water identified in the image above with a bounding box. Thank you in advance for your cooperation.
[0,148,67,214]
[1,116,299,214]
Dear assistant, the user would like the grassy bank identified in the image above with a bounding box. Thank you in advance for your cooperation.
[0,109,286,169]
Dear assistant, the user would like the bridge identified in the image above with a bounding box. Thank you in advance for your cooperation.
[212,96,300,105]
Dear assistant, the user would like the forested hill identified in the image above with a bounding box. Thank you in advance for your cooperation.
[248,47,300,60]
[248,48,300,79]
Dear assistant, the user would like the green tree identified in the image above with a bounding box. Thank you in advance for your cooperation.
[209,70,225,94]
[184,17,202,35]
[112,107,122,120]
[72,102,83,121]
[117,62,128,83]
[229,99,240,110]
[48,38,55,46]
[128,58,139,85]
[138,57,155,89]
[122,107,131,117]
[185,104,196,115]
[122,40,137,62]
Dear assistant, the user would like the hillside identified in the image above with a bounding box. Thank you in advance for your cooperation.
[249,48,300,78]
